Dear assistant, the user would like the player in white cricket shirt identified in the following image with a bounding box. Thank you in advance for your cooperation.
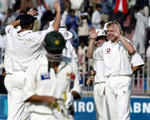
[23,31,82,120]
[99,21,136,120]
[86,28,108,120]
[4,1,61,120]
[103,22,144,75]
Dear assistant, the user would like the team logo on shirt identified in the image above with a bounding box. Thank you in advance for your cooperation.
[106,48,111,54]
[41,72,50,80]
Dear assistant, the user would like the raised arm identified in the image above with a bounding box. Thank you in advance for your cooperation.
[52,1,61,31]
[10,10,37,27]
[119,35,135,55]
[86,27,98,58]
[114,24,135,55]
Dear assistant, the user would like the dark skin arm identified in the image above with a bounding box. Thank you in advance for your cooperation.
[71,91,81,99]
[132,65,144,75]
[26,95,57,106]
[10,10,37,27]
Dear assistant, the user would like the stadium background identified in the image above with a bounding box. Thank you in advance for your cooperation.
[0,0,150,120]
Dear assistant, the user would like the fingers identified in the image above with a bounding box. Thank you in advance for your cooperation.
[53,1,61,12]
[86,76,94,85]
[47,96,58,106]
[27,10,37,16]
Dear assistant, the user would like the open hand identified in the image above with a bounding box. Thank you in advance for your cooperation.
[53,1,61,13]
[88,27,98,40]
[27,10,37,16]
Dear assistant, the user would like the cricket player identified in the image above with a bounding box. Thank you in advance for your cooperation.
[4,1,61,120]
[103,22,144,75]
[97,21,136,120]
[23,31,82,120]
[86,28,108,120]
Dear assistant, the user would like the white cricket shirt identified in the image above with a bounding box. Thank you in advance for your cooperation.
[101,40,133,76]
[93,45,105,83]
[23,57,82,114]
[5,22,54,71]
[131,52,144,67]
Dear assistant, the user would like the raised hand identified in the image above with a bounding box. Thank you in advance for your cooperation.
[27,10,37,16]
[53,1,61,13]
[88,27,98,40]
[112,24,122,40]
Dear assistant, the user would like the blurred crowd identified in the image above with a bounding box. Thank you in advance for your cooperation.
[0,0,150,94]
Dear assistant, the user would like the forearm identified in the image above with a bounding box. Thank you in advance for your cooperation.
[119,36,135,55]
[53,10,61,31]
[132,65,144,74]
[9,20,20,27]
[86,39,95,58]
[26,95,45,102]
[71,91,81,100]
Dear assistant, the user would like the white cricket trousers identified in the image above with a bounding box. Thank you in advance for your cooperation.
[30,112,57,120]
[93,82,107,120]
[105,76,131,120]
[4,72,29,120]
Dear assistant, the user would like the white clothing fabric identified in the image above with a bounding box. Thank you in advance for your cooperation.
[4,35,13,74]
[94,83,107,120]
[62,41,78,62]
[91,10,101,29]
[4,21,54,120]
[30,112,57,120]
[4,73,29,120]
[98,38,134,120]
[23,57,82,117]
[78,19,89,36]
[132,11,148,54]
[5,22,53,72]
[61,11,68,26]
[101,40,133,77]
[92,44,107,120]
[0,35,7,49]
[118,0,123,12]
[78,46,88,73]
[70,0,84,10]
[131,53,144,67]
[146,46,150,57]
[93,46,105,83]
[106,76,131,120]
[0,0,12,12]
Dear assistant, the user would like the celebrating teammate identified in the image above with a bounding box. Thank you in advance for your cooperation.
[99,21,135,120]
[4,1,61,120]
[86,28,108,120]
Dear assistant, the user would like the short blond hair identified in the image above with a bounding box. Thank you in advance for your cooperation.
[106,21,123,35]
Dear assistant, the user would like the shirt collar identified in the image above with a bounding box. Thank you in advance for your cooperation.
[18,30,32,36]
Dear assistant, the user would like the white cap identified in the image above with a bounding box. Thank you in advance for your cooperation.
[96,29,106,36]
[103,22,110,31]
[59,26,73,40]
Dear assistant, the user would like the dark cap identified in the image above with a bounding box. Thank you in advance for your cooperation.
[44,31,66,51]
[16,14,37,28]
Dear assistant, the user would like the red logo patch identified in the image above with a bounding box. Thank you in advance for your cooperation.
[106,48,111,53]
